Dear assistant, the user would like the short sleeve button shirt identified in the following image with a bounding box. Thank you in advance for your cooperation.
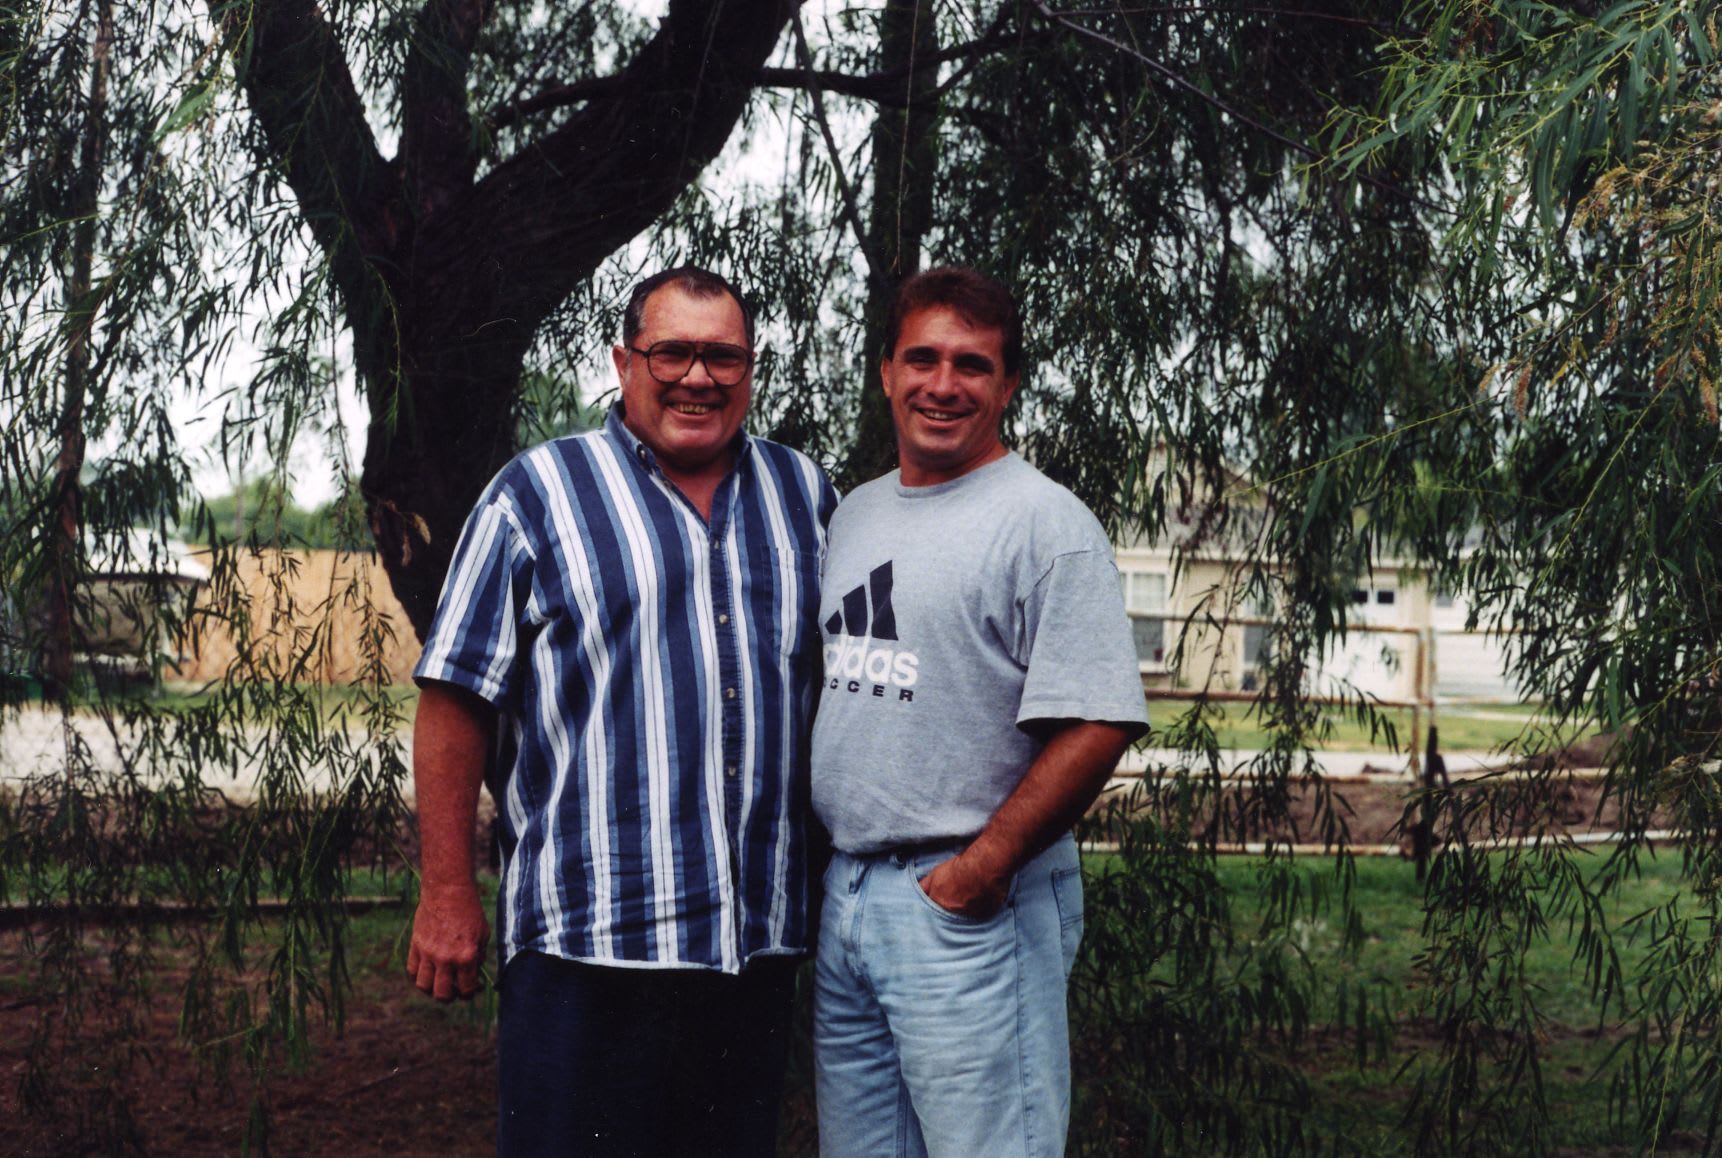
[415,406,837,973]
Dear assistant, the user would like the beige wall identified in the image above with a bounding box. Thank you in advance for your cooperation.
[171,549,423,686]
[1114,547,1437,700]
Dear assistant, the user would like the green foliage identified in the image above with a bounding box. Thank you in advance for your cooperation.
[1317,2,1722,1148]
[8,0,1722,1151]
[514,368,606,446]
[180,478,364,551]
[1073,808,1325,1154]
[1069,849,1701,1155]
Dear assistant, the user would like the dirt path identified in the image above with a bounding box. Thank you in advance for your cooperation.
[2,934,498,1157]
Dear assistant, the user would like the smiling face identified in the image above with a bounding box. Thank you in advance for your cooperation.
[882,305,1019,487]
[612,284,753,487]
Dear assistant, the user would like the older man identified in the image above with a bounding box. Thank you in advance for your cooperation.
[812,266,1149,1157]
[408,266,836,1156]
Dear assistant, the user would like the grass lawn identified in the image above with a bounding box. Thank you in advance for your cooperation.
[87,688,1596,758]
[1162,699,1603,756]
[1073,848,1702,1154]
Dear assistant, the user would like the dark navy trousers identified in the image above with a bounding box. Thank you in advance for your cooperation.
[496,950,798,1157]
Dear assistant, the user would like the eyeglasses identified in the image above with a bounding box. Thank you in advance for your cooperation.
[627,341,754,387]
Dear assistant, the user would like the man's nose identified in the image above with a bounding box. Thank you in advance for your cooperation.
[924,361,959,396]
[682,353,718,387]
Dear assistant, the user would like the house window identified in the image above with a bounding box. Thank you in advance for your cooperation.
[1119,569,1169,667]
[1351,585,1398,617]
[1121,571,1167,614]
[1132,617,1165,666]
[1242,623,1270,668]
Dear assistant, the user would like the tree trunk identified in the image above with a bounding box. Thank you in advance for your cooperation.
[221,0,800,642]
[359,319,530,640]
[42,0,113,705]
[841,0,941,494]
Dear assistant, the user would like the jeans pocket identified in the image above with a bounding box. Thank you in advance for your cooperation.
[1051,866,1084,979]
[910,855,1011,925]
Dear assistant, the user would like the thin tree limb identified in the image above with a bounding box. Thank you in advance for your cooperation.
[1033,0,1321,162]
[214,0,400,379]
[488,30,1013,131]
[790,10,888,299]
[402,0,493,220]
[43,0,111,705]
[1052,6,1409,34]
[1031,0,1450,212]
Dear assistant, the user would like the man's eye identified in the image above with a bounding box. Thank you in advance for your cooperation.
[955,358,994,375]
[705,347,748,371]
[652,343,694,360]
[904,353,938,368]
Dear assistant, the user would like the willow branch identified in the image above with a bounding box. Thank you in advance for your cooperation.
[1032,0,1449,212]
[791,11,888,298]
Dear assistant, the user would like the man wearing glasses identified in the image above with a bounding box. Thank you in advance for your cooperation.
[810,267,1148,1157]
[408,266,836,1155]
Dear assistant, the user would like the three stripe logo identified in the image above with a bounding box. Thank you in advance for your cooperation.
[825,561,897,641]
[822,560,920,700]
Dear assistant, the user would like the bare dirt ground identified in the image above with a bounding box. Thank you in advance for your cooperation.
[1,926,501,1157]
[1,899,823,1156]
[1106,767,1656,853]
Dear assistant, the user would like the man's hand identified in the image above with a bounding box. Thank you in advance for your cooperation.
[919,848,1011,920]
[407,881,490,1001]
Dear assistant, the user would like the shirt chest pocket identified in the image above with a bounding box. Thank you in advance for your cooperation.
[743,543,823,660]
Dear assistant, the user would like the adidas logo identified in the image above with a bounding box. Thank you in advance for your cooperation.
[824,561,919,701]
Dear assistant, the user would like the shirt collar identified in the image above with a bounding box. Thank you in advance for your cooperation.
[604,401,755,480]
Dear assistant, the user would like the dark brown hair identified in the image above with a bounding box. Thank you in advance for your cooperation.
[622,266,756,348]
[884,266,1023,374]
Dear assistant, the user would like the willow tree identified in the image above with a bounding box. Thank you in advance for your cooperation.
[0,0,1468,1148]
[15,0,1702,1152]
[1320,2,1722,1152]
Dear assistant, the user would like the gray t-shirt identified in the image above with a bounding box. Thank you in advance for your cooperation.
[810,452,1149,854]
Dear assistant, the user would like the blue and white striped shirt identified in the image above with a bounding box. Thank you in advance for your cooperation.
[415,406,837,973]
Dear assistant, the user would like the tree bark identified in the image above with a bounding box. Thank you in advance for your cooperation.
[841,0,941,493]
[220,0,802,640]
[43,0,113,705]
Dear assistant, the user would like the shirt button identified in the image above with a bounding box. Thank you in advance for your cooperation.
[635,445,649,465]
[718,613,729,625]
[725,765,738,779]
[724,687,736,700]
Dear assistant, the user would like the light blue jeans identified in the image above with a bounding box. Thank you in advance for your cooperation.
[814,834,1085,1158]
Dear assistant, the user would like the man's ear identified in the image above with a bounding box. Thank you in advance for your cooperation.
[612,344,630,384]
[880,356,895,400]
[1001,371,1020,409]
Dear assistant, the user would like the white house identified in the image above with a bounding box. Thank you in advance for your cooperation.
[1111,453,1518,705]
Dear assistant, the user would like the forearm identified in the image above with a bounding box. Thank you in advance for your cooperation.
[922,720,1136,917]
[408,682,497,1000]
[966,721,1135,877]
[413,682,495,889]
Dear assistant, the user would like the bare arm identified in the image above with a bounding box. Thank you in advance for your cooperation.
[407,681,495,1001]
[919,720,1136,919]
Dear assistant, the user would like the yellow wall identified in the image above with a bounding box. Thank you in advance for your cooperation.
[171,549,423,686]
